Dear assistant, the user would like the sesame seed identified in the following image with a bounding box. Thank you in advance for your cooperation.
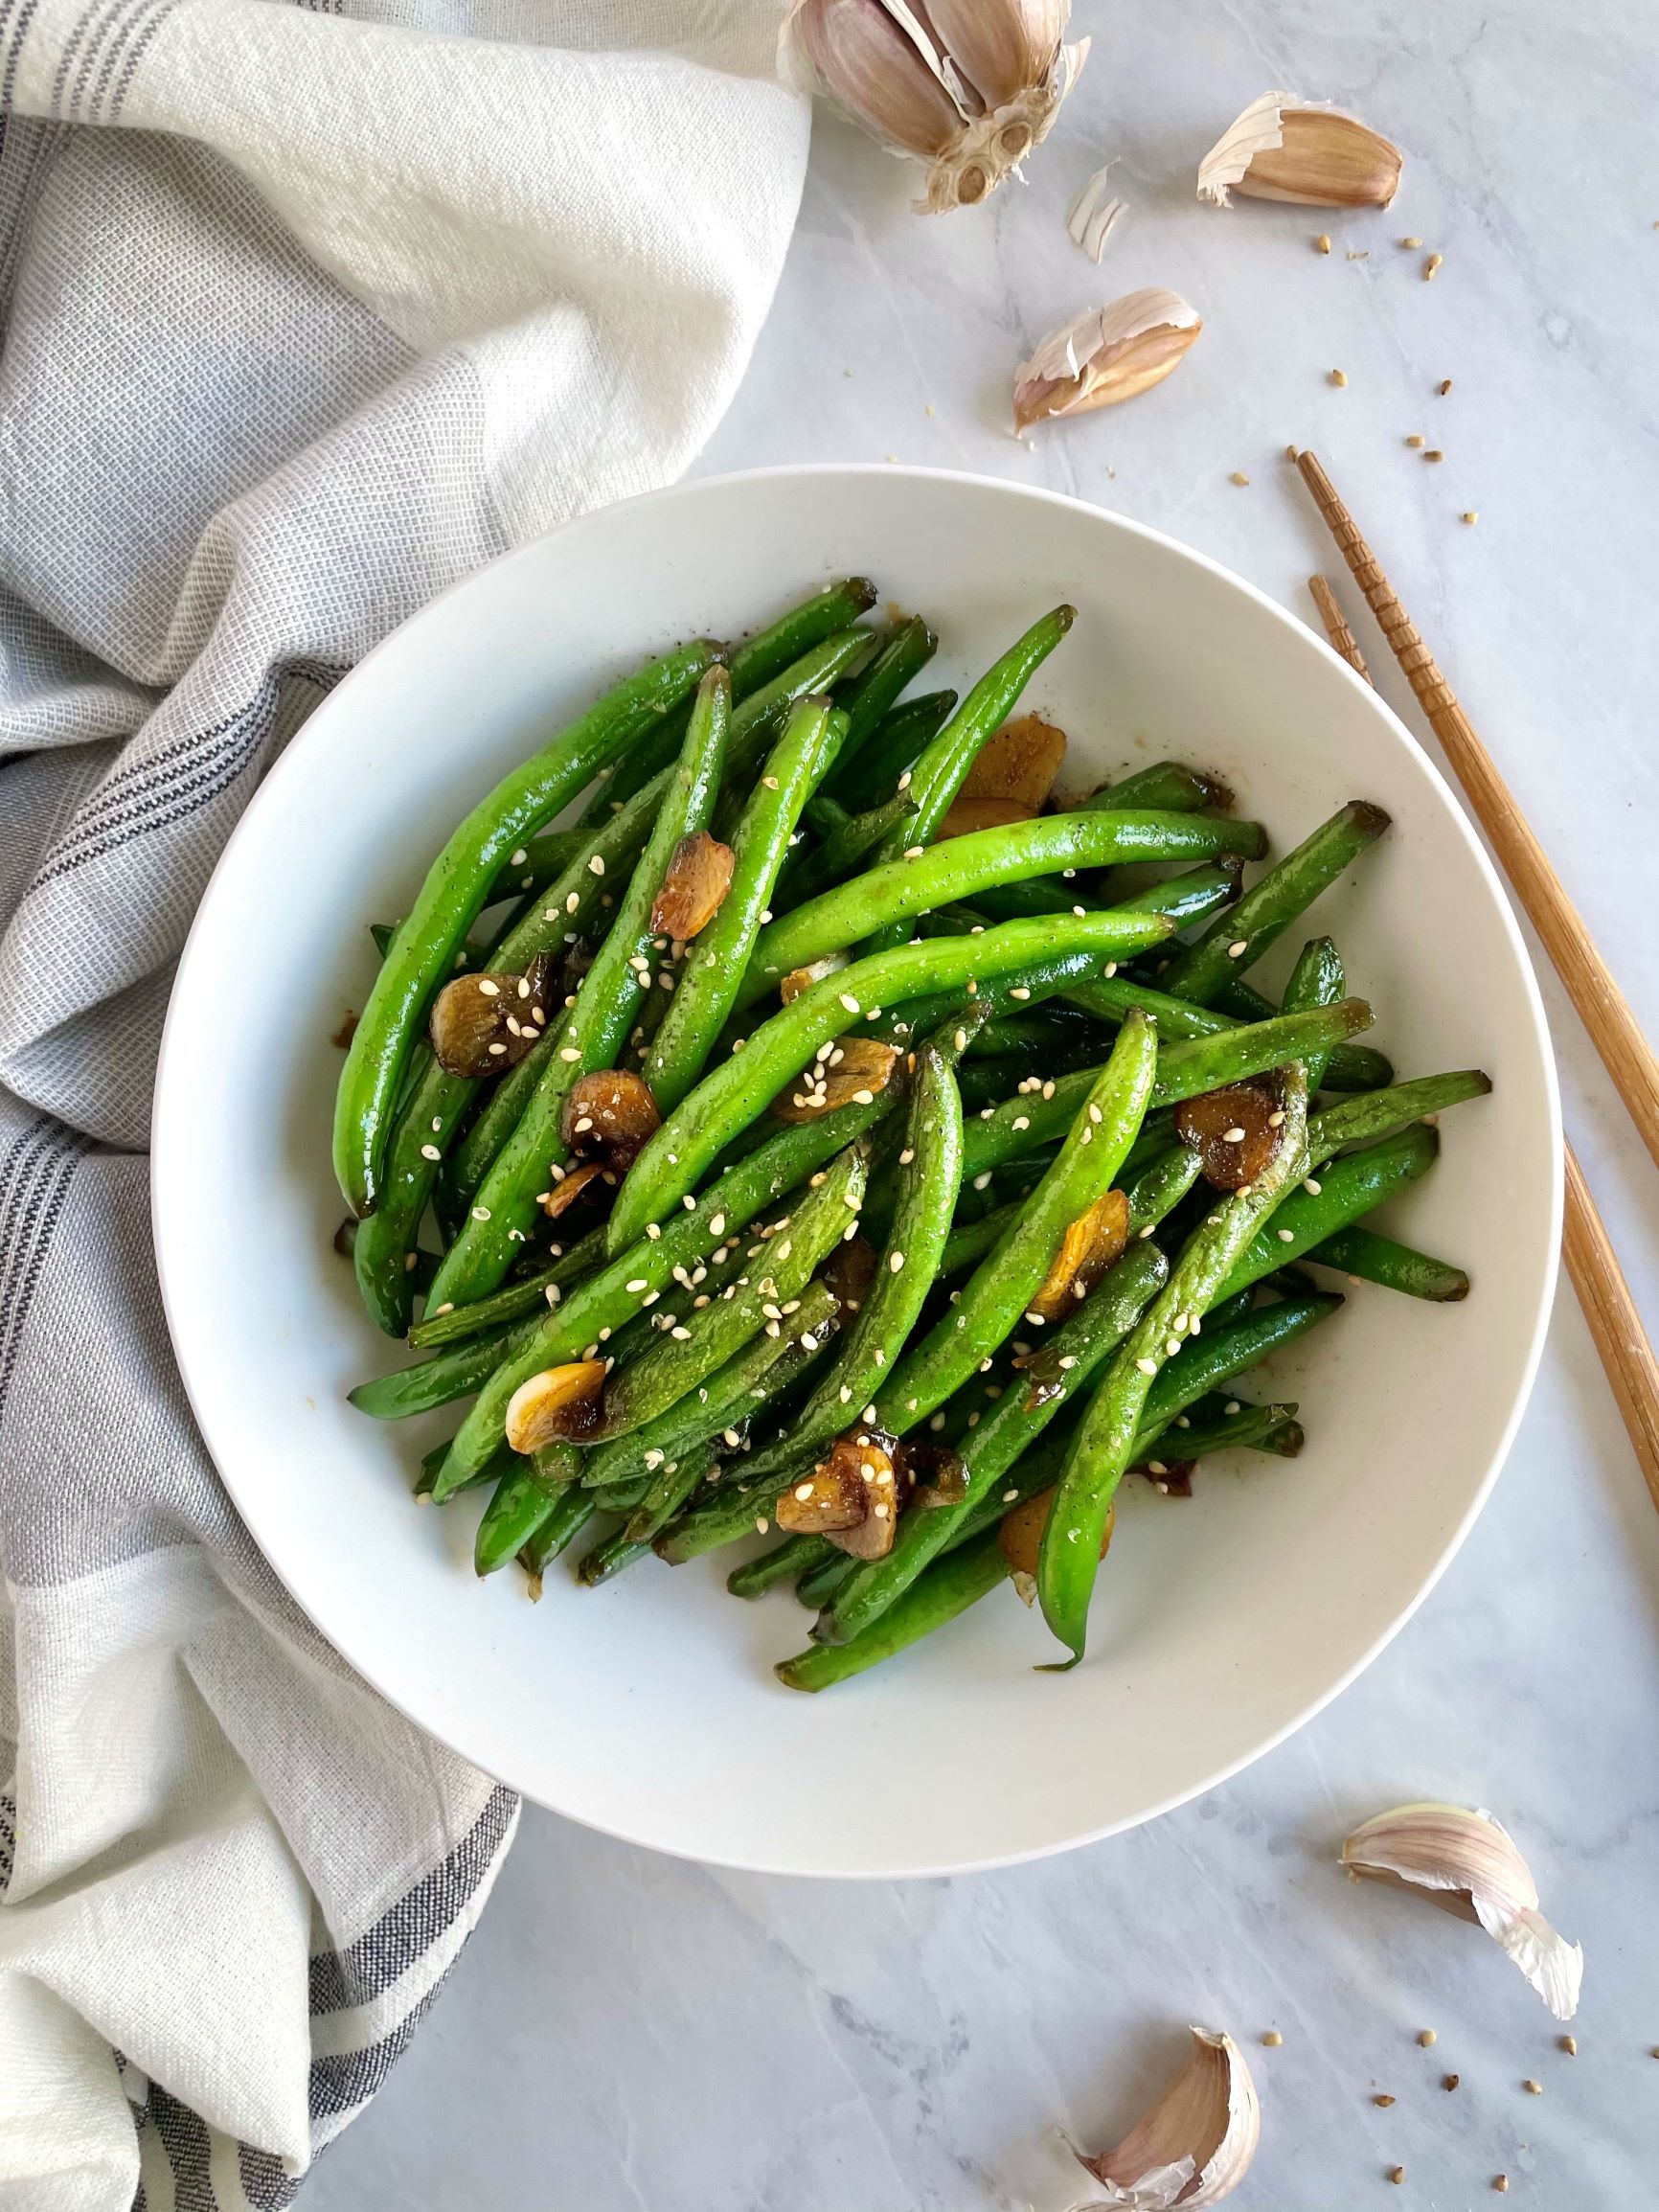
[1560,2036,1578,2055]
[646,1223,662,1240]
[1266,1109,1285,1127]
[1222,1126,1247,1144]
[1305,1175,1322,1194]
[899,1149,916,1166]
[559,1046,580,1061]
[403,1252,418,1271]
[929,1412,945,1431]
[1389,2167,1405,2186]
[1166,1337,1183,1357]
[1523,2078,1542,2095]
[1013,1115,1030,1131]
[1423,251,1443,279]
[420,1143,441,1161]
[1443,2073,1460,2091]
[972,1172,991,1191]
[1277,1227,1295,1243]
[1374,2092,1395,2107]
[477,979,500,998]
[1463,511,1479,525]
[1424,447,1444,464]
[1135,1357,1158,1377]
[761,775,780,790]
[898,771,912,789]
[671,1326,692,1340]
[889,1252,905,1272]
[1042,1081,1055,1099]
[588,855,604,875]
[1231,470,1251,487]
[1329,368,1349,387]
[471,1205,491,1220]
[1418,2029,1437,2047]
[839,992,860,1014]
[1493,2181,1508,2195]
[902,846,924,860]
[1228,940,1248,958]
[756,1516,769,1534]
[1225,1401,1240,1416]
[1079,1127,1091,1145]
[1406,433,1425,448]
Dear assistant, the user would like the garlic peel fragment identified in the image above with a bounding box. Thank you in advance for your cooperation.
[1014,290,1201,431]
[1198,92,1401,210]
[1071,2027,1259,2209]
[1342,1802,1583,2021]
[1066,166,1127,261]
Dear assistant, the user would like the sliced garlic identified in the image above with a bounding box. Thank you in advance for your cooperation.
[1014,290,1201,431]
[1198,92,1402,210]
[781,0,1090,214]
[1070,2027,1260,2209]
[1066,166,1127,261]
[1342,1802,1583,2021]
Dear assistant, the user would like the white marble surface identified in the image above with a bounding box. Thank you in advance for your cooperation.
[307,6,1659,2205]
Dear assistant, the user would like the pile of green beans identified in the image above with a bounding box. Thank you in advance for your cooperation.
[333,582,1492,1686]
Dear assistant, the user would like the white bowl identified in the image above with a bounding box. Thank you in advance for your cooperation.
[153,467,1559,1878]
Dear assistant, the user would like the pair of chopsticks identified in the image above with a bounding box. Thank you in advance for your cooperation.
[1293,452,1659,1510]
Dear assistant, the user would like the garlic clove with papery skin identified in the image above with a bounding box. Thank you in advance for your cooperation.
[1013,290,1201,431]
[1198,92,1402,209]
[1069,2027,1260,2209]
[781,0,1089,213]
[1342,1802,1584,2021]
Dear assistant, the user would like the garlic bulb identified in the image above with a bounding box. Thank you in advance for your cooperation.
[781,0,1090,214]
[1013,290,1201,431]
[1342,1802,1583,2021]
[1071,2027,1260,2209]
[1066,168,1128,262]
[1198,92,1402,209]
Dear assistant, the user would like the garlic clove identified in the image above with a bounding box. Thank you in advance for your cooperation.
[1066,166,1128,261]
[786,0,963,159]
[1071,2027,1260,2209]
[782,0,1088,214]
[924,0,1064,109]
[1013,290,1201,431]
[1342,1802,1583,2021]
[1198,92,1402,209]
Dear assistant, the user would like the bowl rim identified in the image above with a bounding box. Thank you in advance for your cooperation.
[151,461,1563,1878]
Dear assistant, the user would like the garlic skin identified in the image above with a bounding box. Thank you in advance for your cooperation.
[1066,167,1128,262]
[1071,2027,1260,2209]
[1198,92,1402,209]
[781,0,1090,214]
[1342,1802,1584,2021]
[1014,290,1201,432]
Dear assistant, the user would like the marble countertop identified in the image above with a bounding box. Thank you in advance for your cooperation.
[307,5,1659,2204]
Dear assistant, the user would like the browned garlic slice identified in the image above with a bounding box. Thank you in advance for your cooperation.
[1342,1803,1583,2020]
[1066,166,1128,261]
[1070,2027,1260,2208]
[781,0,1090,214]
[1198,92,1402,209]
[1014,291,1201,432]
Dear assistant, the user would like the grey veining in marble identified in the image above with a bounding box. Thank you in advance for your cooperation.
[306,3,1659,2204]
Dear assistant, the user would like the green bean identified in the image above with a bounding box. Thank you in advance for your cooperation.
[735,1042,964,1489]
[1162,1397,1303,1460]
[739,812,1263,1016]
[440,765,678,1211]
[1156,801,1390,1007]
[625,1452,716,1545]
[819,1242,1168,1646]
[1305,1069,1490,1163]
[596,1145,865,1438]
[1216,1124,1438,1301]
[777,1527,1011,1693]
[1036,1070,1310,1665]
[430,1090,900,1495]
[518,1486,598,1584]
[831,688,958,812]
[1124,1142,1205,1233]
[727,1531,830,1599]
[960,1001,1372,1181]
[350,1318,527,1420]
[1082,760,1231,813]
[778,790,917,908]
[408,1226,607,1349]
[581,1278,841,1491]
[1281,934,1346,1092]
[826,616,937,770]
[714,630,876,821]
[855,607,1078,955]
[794,1549,858,1610]
[1114,857,1246,925]
[1136,1290,1342,1444]
[1307,1224,1470,1301]
[352,789,670,1333]
[475,1442,580,1576]
[578,1524,656,1586]
[608,913,1171,1253]
[873,1010,1158,1432]
[429,669,732,1310]
[970,1010,1104,1059]
[645,696,844,1113]
[335,637,720,1217]
[577,581,875,826]
[413,1436,513,1497]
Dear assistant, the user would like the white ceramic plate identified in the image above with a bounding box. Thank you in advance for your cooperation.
[153,467,1559,1878]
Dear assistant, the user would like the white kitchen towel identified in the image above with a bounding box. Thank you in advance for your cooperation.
[0,2,807,2202]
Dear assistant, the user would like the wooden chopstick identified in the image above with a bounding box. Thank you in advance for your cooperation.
[1304,555,1659,1507]
[1296,450,1659,1175]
